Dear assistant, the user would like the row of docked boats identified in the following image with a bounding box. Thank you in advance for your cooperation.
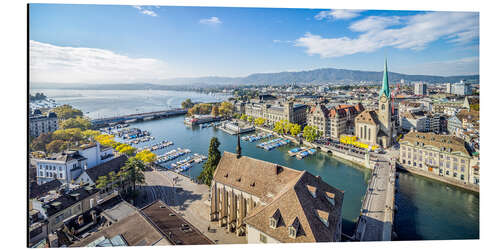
[242,132,273,142]
[126,135,155,145]
[138,140,173,152]
[155,148,191,164]
[200,122,222,128]
[288,147,317,159]
[257,138,291,151]
[169,153,208,173]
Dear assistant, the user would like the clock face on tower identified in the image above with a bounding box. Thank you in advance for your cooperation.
[380,95,387,103]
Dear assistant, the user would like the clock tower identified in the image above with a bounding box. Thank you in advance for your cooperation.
[378,58,392,147]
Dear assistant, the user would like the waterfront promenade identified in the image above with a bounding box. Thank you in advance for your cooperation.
[354,157,396,241]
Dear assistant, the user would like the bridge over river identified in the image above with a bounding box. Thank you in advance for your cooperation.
[91,108,188,127]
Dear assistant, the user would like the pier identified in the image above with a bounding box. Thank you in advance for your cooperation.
[91,108,188,127]
[354,157,397,241]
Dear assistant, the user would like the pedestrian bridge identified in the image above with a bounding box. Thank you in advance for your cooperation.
[91,108,188,127]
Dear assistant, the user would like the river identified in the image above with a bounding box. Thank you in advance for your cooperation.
[32,88,479,240]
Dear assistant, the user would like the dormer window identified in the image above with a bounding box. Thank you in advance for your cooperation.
[325,192,336,206]
[306,185,317,198]
[288,217,300,239]
[316,209,329,227]
[269,209,281,229]
[288,226,297,239]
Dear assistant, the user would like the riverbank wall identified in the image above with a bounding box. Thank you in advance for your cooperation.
[397,164,479,193]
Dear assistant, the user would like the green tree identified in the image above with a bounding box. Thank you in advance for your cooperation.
[303,125,319,142]
[181,98,194,109]
[255,117,266,126]
[240,114,247,121]
[60,116,92,130]
[122,157,146,192]
[96,175,109,191]
[283,120,291,134]
[273,120,284,134]
[108,172,119,189]
[198,137,221,185]
[290,124,302,137]
[246,115,254,123]
[46,140,66,153]
[52,104,83,120]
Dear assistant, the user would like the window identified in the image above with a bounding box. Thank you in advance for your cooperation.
[460,174,465,180]
[453,164,458,171]
[446,162,450,168]
[446,171,450,175]
[453,173,457,177]
[440,162,443,167]
[260,234,267,243]
[269,218,277,229]
[288,227,297,239]
[461,159,465,164]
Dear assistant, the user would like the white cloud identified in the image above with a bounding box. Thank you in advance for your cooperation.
[398,57,479,76]
[29,40,172,84]
[315,9,363,21]
[199,17,222,25]
[297,12,479,58]
[132,6,158,17]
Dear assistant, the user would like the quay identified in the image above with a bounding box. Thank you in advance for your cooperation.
[91,108,188,128]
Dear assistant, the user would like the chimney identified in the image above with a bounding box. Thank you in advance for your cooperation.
[236,132,242,158]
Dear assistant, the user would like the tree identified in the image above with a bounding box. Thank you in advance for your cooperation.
[181,98,194,109]
[122,157,146,192]
[219,102,234,117]
[255,117,266,126]
[31,133,53,152]
[60,116,92,130]
[303,125,320,142]
[240,114,247,121]
[82,130,100,140]
[273,120,284,134]
[135,150,157,165]
[283,120,291,134]
[46,140,66,153]
[246,115,254,123]
[96,175,109,191]
[198,137,221,185]
[290,124,302,137]
[108,172,119,189]
[52,104,83,120]
[211,105,220,117]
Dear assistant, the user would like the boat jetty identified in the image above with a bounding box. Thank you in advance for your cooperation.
[169,153,208,173]
[296,148,317,160]
[138,140,173,152]
[257,138,291,151]
[155,148,191,164]
[242,132,273,142]
[126,136,155,145]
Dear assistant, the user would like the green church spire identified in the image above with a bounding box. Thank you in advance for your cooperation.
[379,58,391,98]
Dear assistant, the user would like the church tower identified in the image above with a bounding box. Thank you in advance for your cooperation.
[378,58,392,146]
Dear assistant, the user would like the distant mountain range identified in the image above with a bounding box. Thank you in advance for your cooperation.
[31,68,479,89]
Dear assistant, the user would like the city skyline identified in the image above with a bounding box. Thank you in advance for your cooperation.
[29,5,479,84]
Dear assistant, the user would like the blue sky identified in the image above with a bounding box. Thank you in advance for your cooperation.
[29,4,479,84]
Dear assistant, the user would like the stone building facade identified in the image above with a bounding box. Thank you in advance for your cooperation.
[245,101,308,126]
[399,131,477,185]
[29,110,58,138]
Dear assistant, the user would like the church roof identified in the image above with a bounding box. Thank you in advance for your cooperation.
[379,58,391,99]
[355,110,379,125]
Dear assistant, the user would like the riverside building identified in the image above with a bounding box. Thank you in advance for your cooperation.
[399,131,478,185]
[307,103,364,139]
[209,148,344,243]
[245,101,308,126]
